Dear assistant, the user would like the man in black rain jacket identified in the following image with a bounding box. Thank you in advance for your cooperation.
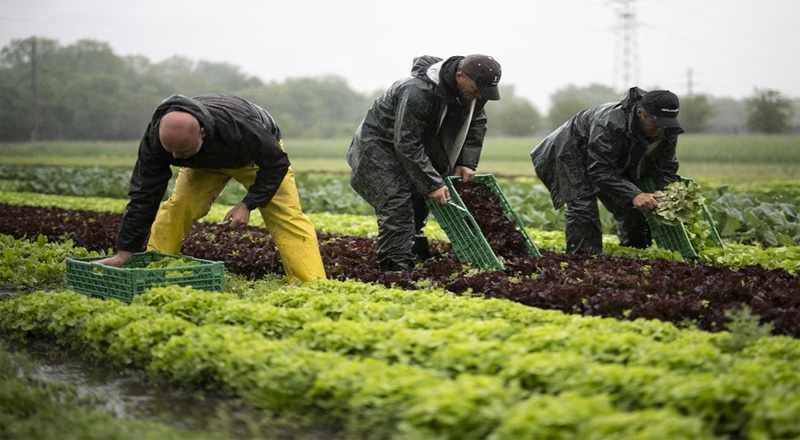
[531,87,685,255]
[346,54,502,271]
[96,93,326,282]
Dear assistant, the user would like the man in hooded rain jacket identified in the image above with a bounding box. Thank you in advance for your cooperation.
[531,87,685,255]
[96,93,327,282]
[346,54,502,271]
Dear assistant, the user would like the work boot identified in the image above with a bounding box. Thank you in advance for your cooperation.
[412,235,431,261]
[380,260,412,272]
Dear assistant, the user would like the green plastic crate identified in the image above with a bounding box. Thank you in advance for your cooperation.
[66,252,225,304]
[636,176,724,259]
[426,174,541,270]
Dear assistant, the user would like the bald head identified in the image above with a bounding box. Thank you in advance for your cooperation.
[159,111,204,159]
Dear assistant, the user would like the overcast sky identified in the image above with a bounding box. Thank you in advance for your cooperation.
[1,0,798,111]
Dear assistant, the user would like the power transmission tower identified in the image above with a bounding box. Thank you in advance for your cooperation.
[612,0,639,90]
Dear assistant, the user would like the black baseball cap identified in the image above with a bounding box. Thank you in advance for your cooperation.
[459,54,502,100]
[640,90,681,129]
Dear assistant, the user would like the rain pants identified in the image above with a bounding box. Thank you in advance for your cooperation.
[531,87,684,254]
[346,55,490,269]
[118,93,326,282]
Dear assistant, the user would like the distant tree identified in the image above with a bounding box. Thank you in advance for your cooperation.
[679,94,713,133]
[0,37,62,140]
[792,99,800,132]
[746,88,794,134]
[705,96,747,134]
[546,83,619,130]
[243,75,371,138]
[194,60,263,91]
[487,85,542,136]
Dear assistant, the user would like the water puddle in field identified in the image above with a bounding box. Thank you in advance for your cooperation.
[2,336,339,439]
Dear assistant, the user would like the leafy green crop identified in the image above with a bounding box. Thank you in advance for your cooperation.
[2,279,800,439]
[0,234,101,292]
[651,180,706,226]
[142,257,196,277]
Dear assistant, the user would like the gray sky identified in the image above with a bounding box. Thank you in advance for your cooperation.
[1,0,798,111]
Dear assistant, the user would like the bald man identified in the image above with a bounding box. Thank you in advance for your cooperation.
[96,93,326,283]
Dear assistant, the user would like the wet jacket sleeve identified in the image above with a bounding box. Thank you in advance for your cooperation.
[456,104,488,169]
[116,126,173,252]
[394,87,446,195]
[240,127,290,210]
[586,125,643,208]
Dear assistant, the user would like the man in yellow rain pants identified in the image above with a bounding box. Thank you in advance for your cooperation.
[96,93,326,282]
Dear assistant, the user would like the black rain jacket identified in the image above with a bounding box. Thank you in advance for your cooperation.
[346,55,489,210]
[117,93,290,252]
[531,87,683,210]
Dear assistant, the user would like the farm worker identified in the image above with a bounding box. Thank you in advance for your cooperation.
[96,93,327,282]
[347,54,502,271]
[531,87,684,255]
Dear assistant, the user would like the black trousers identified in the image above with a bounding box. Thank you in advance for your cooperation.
[564,192,651,255]
[374,187,429,270]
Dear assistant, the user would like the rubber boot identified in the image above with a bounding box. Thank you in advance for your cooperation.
[412,234,431,261]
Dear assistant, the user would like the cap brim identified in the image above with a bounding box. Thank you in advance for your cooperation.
[479,85,500,101]
[652,115,681,129]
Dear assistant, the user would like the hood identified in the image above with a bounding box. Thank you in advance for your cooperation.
[152,94,216,140]
[410,55,444,81]
[410,55,465,105]
[619,86,647,111]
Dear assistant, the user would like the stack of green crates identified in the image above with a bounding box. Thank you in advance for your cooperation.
[426,174,541,270]
[66,251,225,304]
[636,176,724,259]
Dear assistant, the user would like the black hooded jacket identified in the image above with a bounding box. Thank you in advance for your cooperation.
[117,93,290,252]
[531,87,683,210]
[346,55,489,210]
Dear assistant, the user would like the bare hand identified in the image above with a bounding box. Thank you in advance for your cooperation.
[453,166,476,183]
[223,203,252,228]
[94,251,133,268]
[632,193,663,211]
[428,186,450,206]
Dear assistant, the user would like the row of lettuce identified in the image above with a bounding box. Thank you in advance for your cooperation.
[2,275,799,439]
[1,165,798,247]
[2,190,799,274]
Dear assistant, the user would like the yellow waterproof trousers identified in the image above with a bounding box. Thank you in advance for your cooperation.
[146,165,327,283]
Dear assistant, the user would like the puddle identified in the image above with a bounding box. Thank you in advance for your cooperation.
[2,336,340,439]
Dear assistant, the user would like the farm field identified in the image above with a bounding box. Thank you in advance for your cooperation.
[2,134,799,185]
[1,135,800,439]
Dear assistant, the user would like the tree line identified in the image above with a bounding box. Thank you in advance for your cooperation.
[1,37,796,142]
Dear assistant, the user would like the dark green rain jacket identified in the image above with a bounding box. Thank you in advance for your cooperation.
[532,87,683,210]
[346,55,490,209]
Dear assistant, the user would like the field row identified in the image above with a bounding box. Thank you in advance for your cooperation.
[2,274,799,439]
[2,200,798,337]
[2,164,799,247]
